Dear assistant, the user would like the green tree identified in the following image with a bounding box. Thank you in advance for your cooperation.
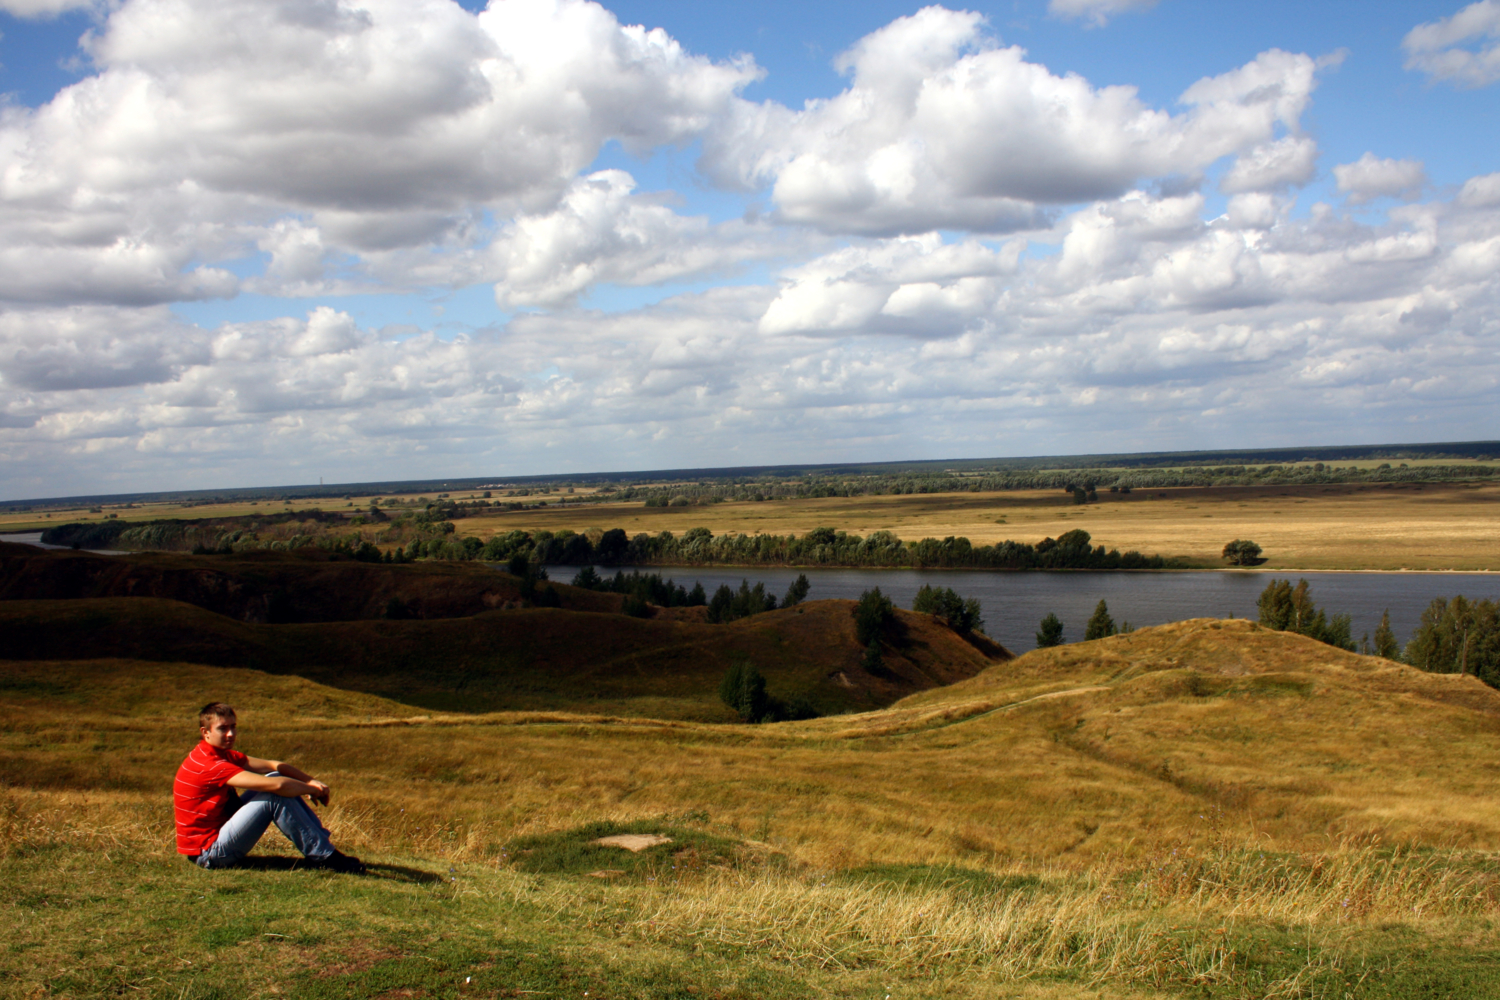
[860,639,885,676]
[1222,539,1263,566]
[707,584,735,623]
[854,587,895,645]
[1404,597,1500,685]
[1084,599,1116,640]
[1373,610,1401,661]
[1256,578,1355,651]
[1036,612,1064,648]
[783,573,811,607]
[718,662,768,722]
[912,584,985,634]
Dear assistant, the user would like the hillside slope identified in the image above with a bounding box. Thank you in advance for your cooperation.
[0,541,625,621]
[0,596,1004,719]
[6,620,1500,1000]
[3,618,1495,863]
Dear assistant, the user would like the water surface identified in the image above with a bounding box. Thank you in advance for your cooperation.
[558,564,1498,657]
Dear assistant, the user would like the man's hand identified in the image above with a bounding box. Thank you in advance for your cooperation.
[306,780,331,807]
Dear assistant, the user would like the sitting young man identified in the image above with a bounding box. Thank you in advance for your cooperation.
[174,701,364,873]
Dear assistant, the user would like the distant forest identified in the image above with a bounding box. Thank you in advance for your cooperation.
[40,514,1166,573]
[6,438,1496,510]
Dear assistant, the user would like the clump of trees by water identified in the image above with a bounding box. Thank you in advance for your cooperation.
[1403,596,1500,687]
[569,567,708,609]
[1221,539,1264,566]
[465,525,1167,572]
[913,585,984,634]
[44,514,1167,572]
[707,580,779,623]
[1255,578,1357,651]
[1256,580,1500,688]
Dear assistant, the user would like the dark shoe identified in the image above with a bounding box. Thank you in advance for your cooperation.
[308,850,365,874]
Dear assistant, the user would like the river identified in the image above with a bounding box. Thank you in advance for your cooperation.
[2,529,1488,654]
[0,531,126,555]
[553,564,1499,656]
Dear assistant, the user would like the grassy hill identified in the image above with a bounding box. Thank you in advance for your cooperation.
[0,542,626,622]
[6,620,1500,998]
[0,595,1002,719]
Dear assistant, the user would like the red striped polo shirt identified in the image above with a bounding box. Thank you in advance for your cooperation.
[173,741,248,854]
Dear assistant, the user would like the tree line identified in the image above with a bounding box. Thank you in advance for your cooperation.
[454,525,1168,571]
[607,462,1493,508]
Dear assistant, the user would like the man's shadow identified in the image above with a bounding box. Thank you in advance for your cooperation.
[236,855,443,884]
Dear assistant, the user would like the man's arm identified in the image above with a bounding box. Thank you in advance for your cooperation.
[231,758,331,805]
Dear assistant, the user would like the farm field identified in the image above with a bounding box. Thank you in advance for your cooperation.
[6,619,1500,998]
[6,480,1500,572]
[461,481,1500,572]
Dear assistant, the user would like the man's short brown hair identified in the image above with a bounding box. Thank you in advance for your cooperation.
[198,702,236,729]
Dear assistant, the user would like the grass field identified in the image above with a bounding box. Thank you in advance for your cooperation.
[452,481,1500,572]
[7,620,1500,998]
[7,480,1499,571]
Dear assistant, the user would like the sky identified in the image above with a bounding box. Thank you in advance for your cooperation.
[0,0,1497,499]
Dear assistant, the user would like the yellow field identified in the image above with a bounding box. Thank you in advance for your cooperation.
[7,619,1500,866]
[6,480,1500,571]
[458,481,1500,571]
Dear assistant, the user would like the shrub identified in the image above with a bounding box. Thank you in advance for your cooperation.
[1222,539,1264,566]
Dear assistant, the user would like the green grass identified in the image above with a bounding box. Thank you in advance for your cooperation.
[8,839,1500,999]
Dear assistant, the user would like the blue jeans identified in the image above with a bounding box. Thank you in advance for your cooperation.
[194,773,335,869]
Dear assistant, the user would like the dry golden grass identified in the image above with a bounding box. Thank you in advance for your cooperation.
[9,620,1500,997]
[456,481,1500,571]
[7,619,1500,867]
[7,478,1498,571]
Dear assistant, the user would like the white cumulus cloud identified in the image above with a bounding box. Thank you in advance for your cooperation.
[1403,0,1500,88]
[704,8,1325,236]
[1333,153,1427,204]
[0,0,762,308]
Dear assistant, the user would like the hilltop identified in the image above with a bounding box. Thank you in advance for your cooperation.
[6,619,1500,998]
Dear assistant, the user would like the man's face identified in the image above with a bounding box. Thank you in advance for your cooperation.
[200,715,237,750]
